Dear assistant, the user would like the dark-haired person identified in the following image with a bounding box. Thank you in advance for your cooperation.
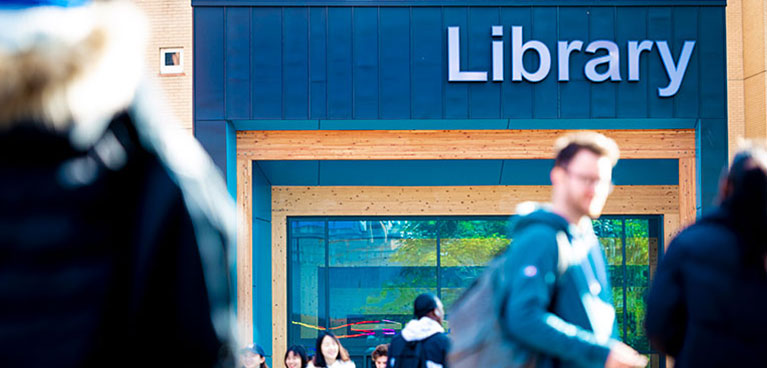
[500,132,647,368]
[307,331,355,368]
[388,293,449,368]
[371,344,388,368]
[285,345,309,368]
[241,344,269,368]
[646,143,767,367]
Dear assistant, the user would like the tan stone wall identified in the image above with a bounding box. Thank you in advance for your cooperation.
[728,0,746,160]
[729,0,767,160]
[133,0,193,133]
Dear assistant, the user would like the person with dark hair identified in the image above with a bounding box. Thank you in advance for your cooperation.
[496,132,647,368]
[646,143,767,367]
[241,344,270,368]
[307,331,355,368]
[285,345,309,368]
[370,344,388,368]
[0,0,235,367]
[387,293,450,368]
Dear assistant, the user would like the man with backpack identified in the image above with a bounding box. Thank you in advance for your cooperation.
[388,293,449,368]
[502,132,647,368]
[450,132,647,368]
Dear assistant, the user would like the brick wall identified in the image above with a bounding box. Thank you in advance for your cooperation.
[134,0,193,133]
[728,0,767,160]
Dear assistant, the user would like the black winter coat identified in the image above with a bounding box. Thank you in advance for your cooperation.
[388,317,450,368]
[646,208,767,367]
[0,100,235,367]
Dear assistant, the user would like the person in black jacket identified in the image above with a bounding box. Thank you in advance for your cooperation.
[0,1,236,367]
[646,144,767,367]
[388,293,450,368]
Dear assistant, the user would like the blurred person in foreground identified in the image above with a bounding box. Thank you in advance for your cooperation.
[646,143,767,367]
[502,132,647,368]
[0,0,236,367]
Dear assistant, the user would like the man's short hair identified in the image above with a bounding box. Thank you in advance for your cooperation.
[371,344,388,361]
[553,131,620,168]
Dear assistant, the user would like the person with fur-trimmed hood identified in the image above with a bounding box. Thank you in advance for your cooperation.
[387,293,450,368]
[0,0,236,367]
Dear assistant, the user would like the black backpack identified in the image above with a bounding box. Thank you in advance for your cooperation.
[391,335,432,368]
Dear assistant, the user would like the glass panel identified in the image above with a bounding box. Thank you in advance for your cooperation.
[327,219,437,356]
[439,219,511,311]
[626,219,650,266]
[289,220,327,351]
[288,215,663,362]
[612,285,624,340]
[626,286,650,352]
[593,218,624,265]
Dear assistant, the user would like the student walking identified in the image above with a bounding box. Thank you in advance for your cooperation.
[491,132,646,368]
[388,293,450,368]
[285,345,309,368]
[307,332,356,368]
[646,144,767,367]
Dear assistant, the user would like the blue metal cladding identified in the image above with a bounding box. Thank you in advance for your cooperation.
[193,5,727,122]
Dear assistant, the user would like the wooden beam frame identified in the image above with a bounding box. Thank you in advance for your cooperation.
[234,128,697,360]
[236,129,696,160]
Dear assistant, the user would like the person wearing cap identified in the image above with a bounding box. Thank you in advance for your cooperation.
[241,344,270,368]
[387,293,450,368]
[0,0,235,367]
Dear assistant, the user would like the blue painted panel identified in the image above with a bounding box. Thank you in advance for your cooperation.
[327,7,354,119]
[233,120,319,130]
[194,8,224,120]
[532,7,558,119]
[698,119,727,211]
[615,7,648,118]
[508,118,696,129]
[353,7,380,119]
[468,7,501,118]
[193,0,726,5]
[647,7,673,117]
[558,7,590,118]
[500,160,553,185]
[319,119,506,130]
[225,8,251,120]
[380,7,411,119]
[284,7,310,119]
[195,120,228,178]
[499,159,678,185]
[252,162,272,222]
[444,7,470,118]
[501,7,533,118]
[310,7,328,119]
[255,159,679,186]
[258,161,319,185]
[252,218,272,353]
[226,121,237,199]
[412,7,443,119]
[673,7,699,118]
[613,159,678,185]
[252,8,282,118]
[319,160,504,186]
[698,7,727,119]
[589,7,617,118]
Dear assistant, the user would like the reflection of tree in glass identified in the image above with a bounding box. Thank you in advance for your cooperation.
[363,219,511,314]
[593,218,652,354]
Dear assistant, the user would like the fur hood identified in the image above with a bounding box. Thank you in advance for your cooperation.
[400,316,445,342]
[0,1,147,135]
